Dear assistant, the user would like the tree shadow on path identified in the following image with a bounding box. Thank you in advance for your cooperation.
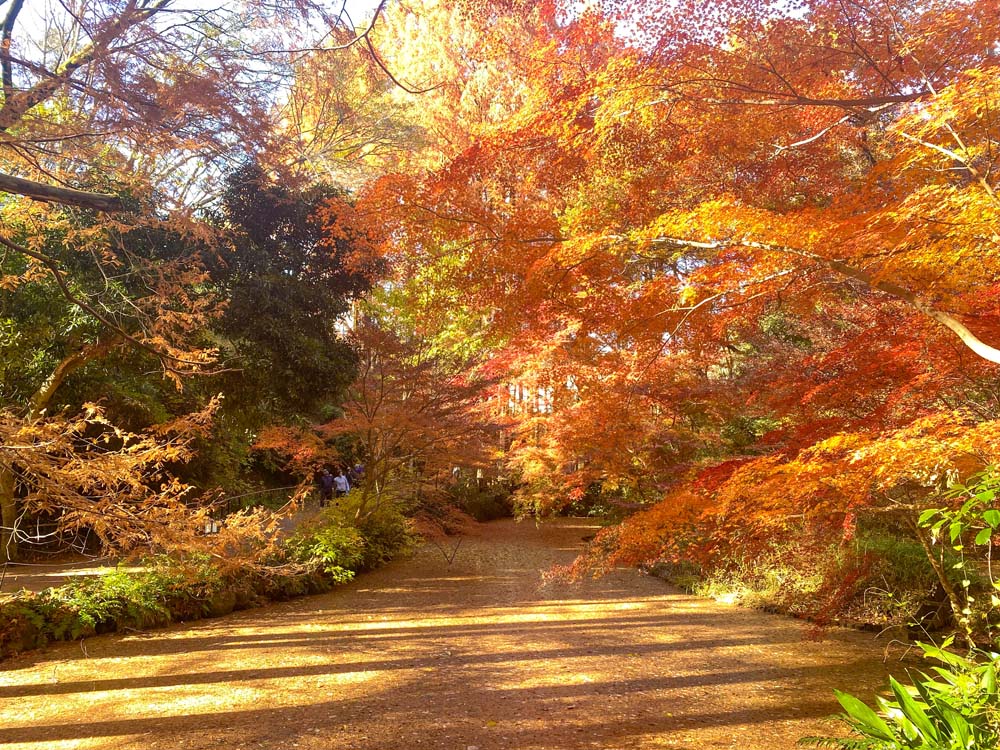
[0,519,895,750]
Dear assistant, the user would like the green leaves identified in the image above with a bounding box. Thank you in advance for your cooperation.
[920,508,944,526]
[807,645,1000,749]
[889,675,940,742]
[920,469,1000,554]
[834,690,895,742]
[285,513,365,581]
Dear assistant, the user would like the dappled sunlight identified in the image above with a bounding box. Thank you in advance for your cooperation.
[0,520,891,750]
[114,685,272,717]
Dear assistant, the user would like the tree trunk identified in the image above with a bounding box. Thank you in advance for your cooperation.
[912,519,977,651]
[0,464,16,563]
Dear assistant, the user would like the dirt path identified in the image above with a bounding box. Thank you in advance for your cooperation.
[0,519,897,750]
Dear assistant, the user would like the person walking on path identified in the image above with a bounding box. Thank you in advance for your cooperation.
[318,469,335,507]
[333,470,351,499]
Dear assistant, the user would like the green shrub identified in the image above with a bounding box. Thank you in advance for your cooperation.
[52,569,168,631]
[0,556,230,658]
[655,526,946,630]
[647,560,703,592]
[0,596,80,650]
[461,492,512,522]
[683,539,845,616]
[562,482,632,520]
[449,479,513,522]
[356,507,416,570]
[286,515,365,583]
[1,503,416,660]
[801,639,1000,749]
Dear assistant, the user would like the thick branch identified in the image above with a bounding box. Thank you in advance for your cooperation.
[644,235,1000,365]
[28,337,121,420]
[0,171,124,211]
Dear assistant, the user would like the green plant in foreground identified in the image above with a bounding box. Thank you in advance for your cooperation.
[801,639,1000,749]
[286,512,365,583]
[52,568,172,631]
[916,467,1000,648]
[804,469,1000,749]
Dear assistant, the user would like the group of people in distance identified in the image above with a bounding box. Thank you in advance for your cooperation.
[317,464,363,508]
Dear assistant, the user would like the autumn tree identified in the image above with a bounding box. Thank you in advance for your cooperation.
[323,316,496,523]
[0,202,224,560]
[274,29,424,188]
[180,164,381,492]
[0,0,395,561]
[356,0,1000,605]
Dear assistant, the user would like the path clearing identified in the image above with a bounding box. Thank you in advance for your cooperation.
[0,519,895,750]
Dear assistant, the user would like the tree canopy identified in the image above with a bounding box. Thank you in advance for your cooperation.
[3,0,999,617]
[347,0,1000,575]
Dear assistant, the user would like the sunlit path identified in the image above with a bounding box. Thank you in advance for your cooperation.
[0,520,892,750]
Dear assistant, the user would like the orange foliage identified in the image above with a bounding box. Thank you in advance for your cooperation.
[0,399,286,564]
[253,426,338,478]
[353,0,1000,573]
[322,321,498,520]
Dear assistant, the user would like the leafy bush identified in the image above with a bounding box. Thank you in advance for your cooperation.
[286,501,414,576]
[318,490,419,569]
[51,568,174,632]
[917,467,1000,645]
[562,482,632,520]
[286,513,365,582]
[356,506,416,570]
[1,556,260,658]
[652,526,943,630]
[647,559,703,593]
[1,502,416,659]
[801,640,1000,749]
[679,538,860,619]
[466,494,511,521]
[0,595,80,649]
[450,480,512,522]
[1,564,187,654]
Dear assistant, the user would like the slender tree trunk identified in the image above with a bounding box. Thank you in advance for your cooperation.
[912,519,976,651]
[0,464,16,563]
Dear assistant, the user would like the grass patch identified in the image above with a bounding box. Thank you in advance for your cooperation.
[651,528,944,631]
[1,505,417,660]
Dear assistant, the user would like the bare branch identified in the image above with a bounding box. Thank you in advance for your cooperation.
[363,36,442,95]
